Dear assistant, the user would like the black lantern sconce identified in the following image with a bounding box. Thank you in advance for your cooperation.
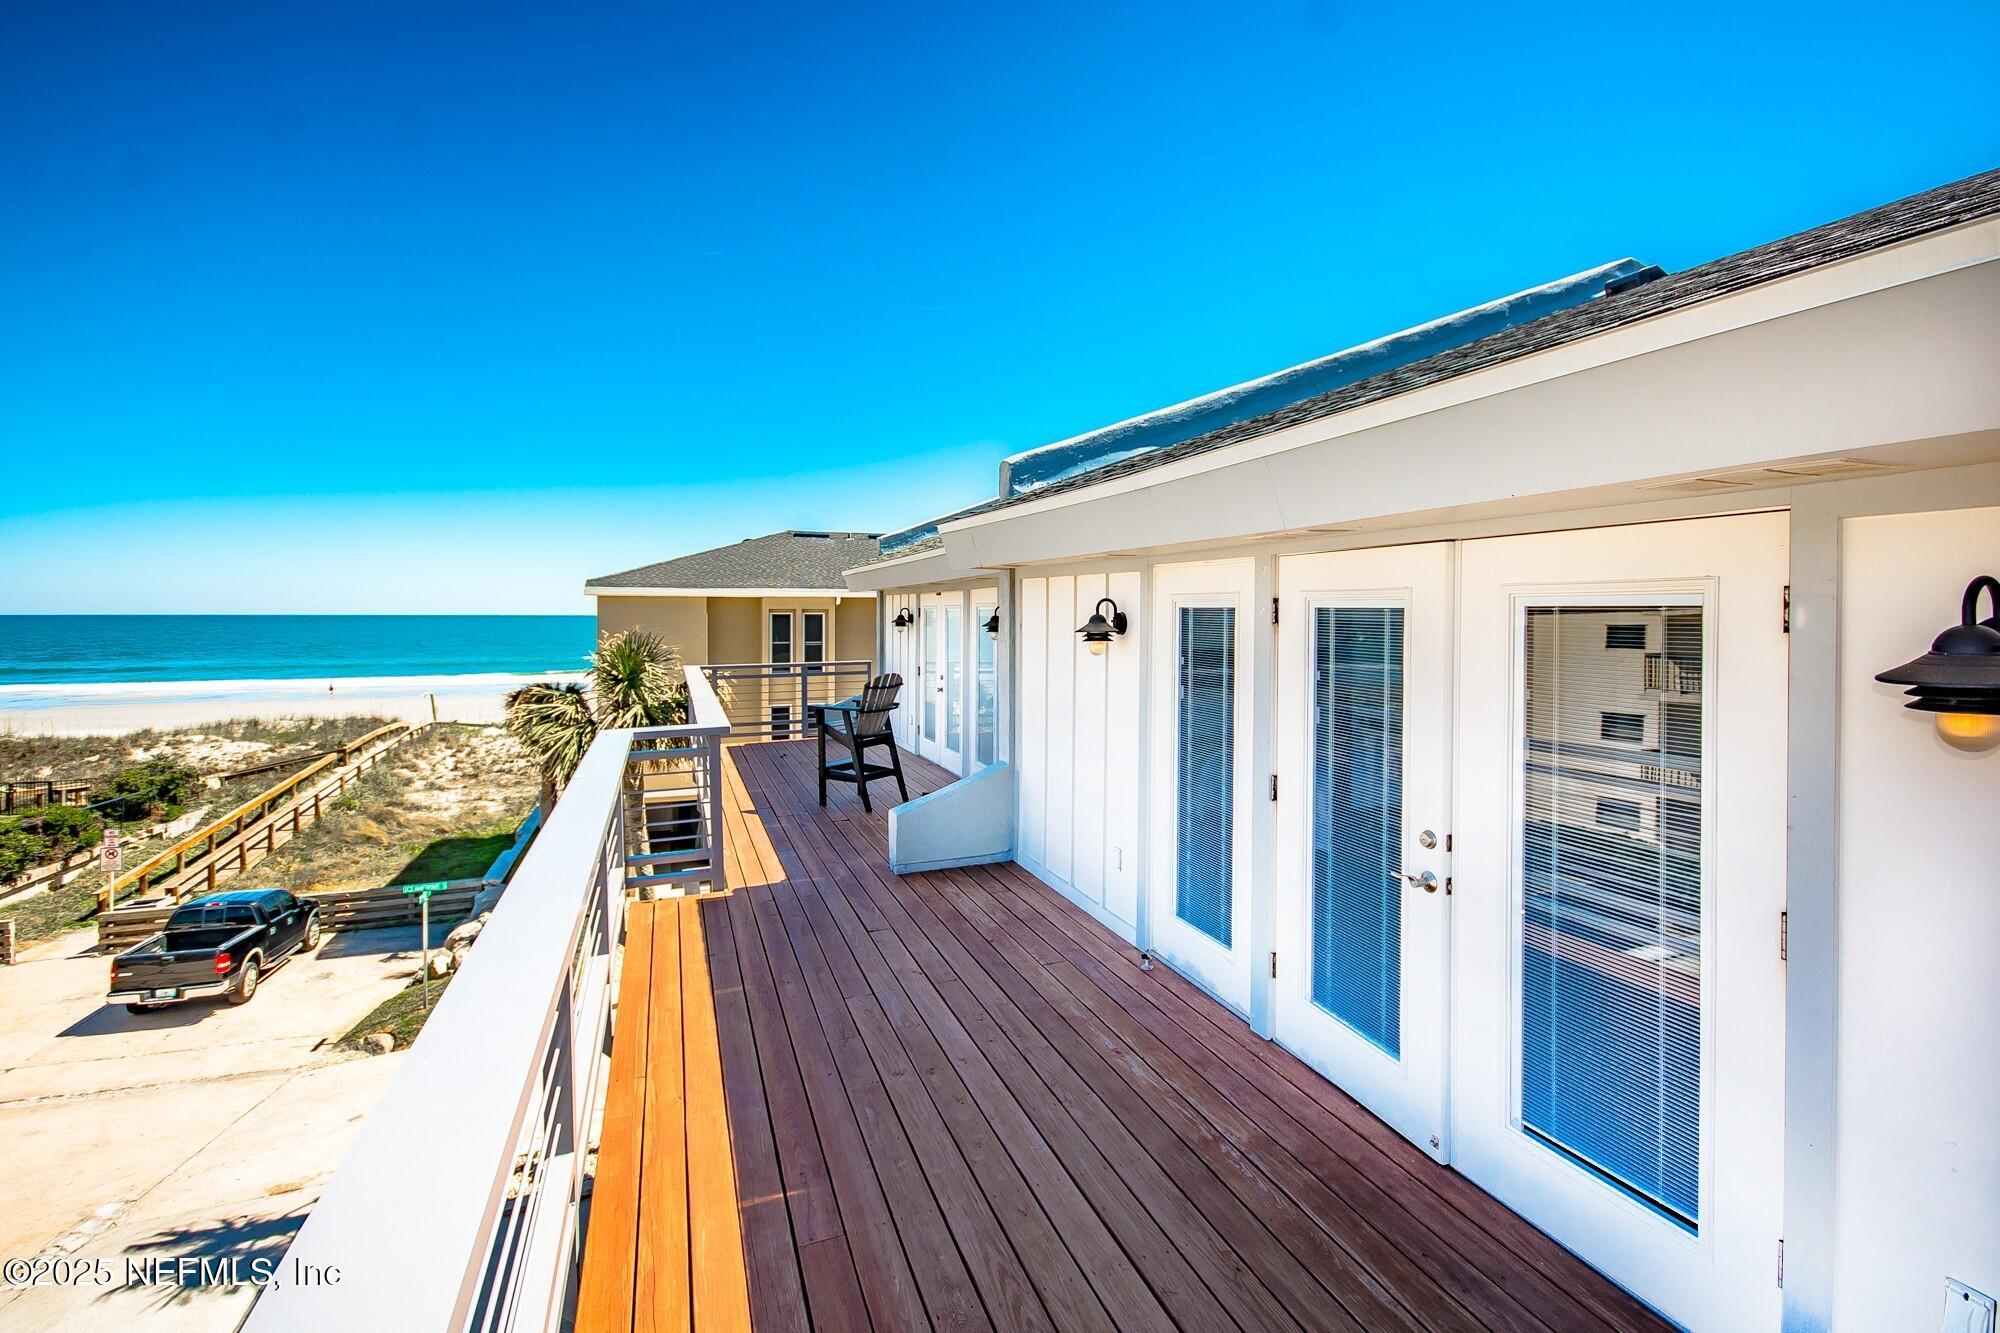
[1875,575,2000,751]
[1076,598,1128,656]
[891,607,915,630]
[984,610,1000,637]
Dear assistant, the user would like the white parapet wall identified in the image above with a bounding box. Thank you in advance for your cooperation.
[887,762,1013,873]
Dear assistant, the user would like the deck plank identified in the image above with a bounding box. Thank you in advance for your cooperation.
[576,900,656,1333]
[681,900,753,1331]
[636,901,688,1333]
[698,896,810,1333]
[580,741,1675,1333]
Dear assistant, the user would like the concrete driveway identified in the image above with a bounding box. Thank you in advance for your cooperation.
[0,922,439,1330]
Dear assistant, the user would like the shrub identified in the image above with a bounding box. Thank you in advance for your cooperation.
[10,804,104,856]
[95,759,202,821]
[0,828,53,883]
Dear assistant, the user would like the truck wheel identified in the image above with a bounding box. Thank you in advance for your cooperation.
[304,918,322,951]
[229,957,261,1005]
[125,1003,156,1015]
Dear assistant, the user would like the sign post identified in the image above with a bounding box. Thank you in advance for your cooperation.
[401,880,450,1011]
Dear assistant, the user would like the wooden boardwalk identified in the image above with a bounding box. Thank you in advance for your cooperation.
[577,741,1670,1332]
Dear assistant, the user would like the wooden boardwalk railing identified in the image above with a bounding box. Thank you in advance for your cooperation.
[100,722,413,908]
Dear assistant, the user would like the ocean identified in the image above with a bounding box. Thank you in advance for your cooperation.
[0,615,596,687]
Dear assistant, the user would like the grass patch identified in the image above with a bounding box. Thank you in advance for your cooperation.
[255,725,537,893]
[5,880,102,946]
[340,973,453,1052]
[390,828,521,885]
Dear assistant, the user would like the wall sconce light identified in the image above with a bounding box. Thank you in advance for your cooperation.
[984,610,1000,637]
[892,608,914,629]
[1875,574,2000,751]
[1076,598,1128,656]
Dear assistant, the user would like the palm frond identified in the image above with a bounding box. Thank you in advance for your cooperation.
[591,629,685,728]
[504,681,597,788]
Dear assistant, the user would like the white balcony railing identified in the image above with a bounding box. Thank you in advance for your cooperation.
[244,665,730,1333]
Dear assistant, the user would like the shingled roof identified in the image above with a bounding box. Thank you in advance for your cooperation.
[901,164,2000,536]
[587,531,882,592]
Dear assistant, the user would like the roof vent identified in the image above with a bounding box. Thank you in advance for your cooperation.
[1603,265,1667,297]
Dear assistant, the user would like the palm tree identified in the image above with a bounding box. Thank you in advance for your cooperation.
[506,629,689,797]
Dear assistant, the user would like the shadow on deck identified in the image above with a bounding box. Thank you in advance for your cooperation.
[576,740,1669,1332]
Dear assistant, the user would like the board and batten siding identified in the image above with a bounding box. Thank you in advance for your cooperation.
[881,591,922,747]
[1017,571,1142,938]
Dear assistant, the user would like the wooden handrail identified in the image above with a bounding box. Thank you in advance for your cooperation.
[101,723,411,907]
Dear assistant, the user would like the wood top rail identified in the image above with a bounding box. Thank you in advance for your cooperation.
[102,722,412,906]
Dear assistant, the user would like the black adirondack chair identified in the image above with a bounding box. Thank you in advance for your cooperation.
[809,673,909,812]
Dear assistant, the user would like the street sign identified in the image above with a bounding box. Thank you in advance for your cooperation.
[99,828,121,875]
[400,880,449,897]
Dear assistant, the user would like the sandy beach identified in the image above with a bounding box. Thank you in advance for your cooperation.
[0,671,587,736]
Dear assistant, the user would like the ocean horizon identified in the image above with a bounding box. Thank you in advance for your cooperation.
[0,614,596,688]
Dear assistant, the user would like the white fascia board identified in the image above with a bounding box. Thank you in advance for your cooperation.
[582,586,877,599]
[955,252,2000,568]
[938,217,2000,566]
[842,547,996,592]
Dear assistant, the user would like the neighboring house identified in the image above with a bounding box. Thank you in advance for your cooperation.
[847,167,2000,1331]
[585,530,880,667]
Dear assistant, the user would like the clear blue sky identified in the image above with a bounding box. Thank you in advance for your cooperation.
[3,1,1995,613]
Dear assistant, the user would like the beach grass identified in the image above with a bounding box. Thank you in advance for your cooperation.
[251,723,538,893]
[0,716,399,946]
[340,972,454,1052]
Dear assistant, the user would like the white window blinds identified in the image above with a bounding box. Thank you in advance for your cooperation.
[1311,606,1404,1058]
[1520,604,1703,1230]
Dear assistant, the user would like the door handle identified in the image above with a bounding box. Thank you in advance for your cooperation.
[1399,870,1439,894]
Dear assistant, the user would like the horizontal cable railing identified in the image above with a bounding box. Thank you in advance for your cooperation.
[702,659,874,742]
[244,665,730,1333]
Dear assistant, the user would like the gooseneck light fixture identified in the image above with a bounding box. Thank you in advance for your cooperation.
[984,610,1000,636]
[1076,598,1128,656]
[1875,574,2000,751]
[891,607,915,630]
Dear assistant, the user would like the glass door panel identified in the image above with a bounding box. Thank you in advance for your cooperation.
[1175,605,1236,946]
[1311,606,1405,1057]
[1520,605,1703,1229]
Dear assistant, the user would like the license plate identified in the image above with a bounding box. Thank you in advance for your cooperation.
[147,988,179,1000]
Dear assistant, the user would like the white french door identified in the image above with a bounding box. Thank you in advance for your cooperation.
[1147,559,1256,1015]
[1274,544,1453,1159]
[1450,514,1787,1331]
[918,591,965,773]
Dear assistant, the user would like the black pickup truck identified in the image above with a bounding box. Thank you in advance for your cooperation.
[109,889,321,1013]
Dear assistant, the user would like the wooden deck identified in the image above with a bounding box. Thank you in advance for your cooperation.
[577,741,1670,1332]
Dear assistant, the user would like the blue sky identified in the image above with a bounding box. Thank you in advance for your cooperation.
[3,1,1995,613]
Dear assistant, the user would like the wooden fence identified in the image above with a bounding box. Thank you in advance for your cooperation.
[96,876,494,953]
[100,722,414,910]
[0,780,92,814]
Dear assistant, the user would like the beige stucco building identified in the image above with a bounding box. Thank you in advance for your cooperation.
[585,530,879,667]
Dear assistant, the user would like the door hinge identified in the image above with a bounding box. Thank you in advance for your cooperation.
[1777,1238,1784,1287]
[1782,584,1791,634]
[1269,774,1279,801]
[1272,596,1280,626]
[1779,909,1788,962]
[1270,951,1277,978]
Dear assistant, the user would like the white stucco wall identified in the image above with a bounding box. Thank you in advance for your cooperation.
[1833,506,2000,1328]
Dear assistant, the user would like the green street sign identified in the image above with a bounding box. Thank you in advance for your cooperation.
[400,880,450,897]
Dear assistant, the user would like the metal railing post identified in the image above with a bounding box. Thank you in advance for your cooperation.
[703,732,725,890]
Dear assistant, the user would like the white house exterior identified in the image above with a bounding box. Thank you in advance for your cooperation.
[847,167,2000,1332]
